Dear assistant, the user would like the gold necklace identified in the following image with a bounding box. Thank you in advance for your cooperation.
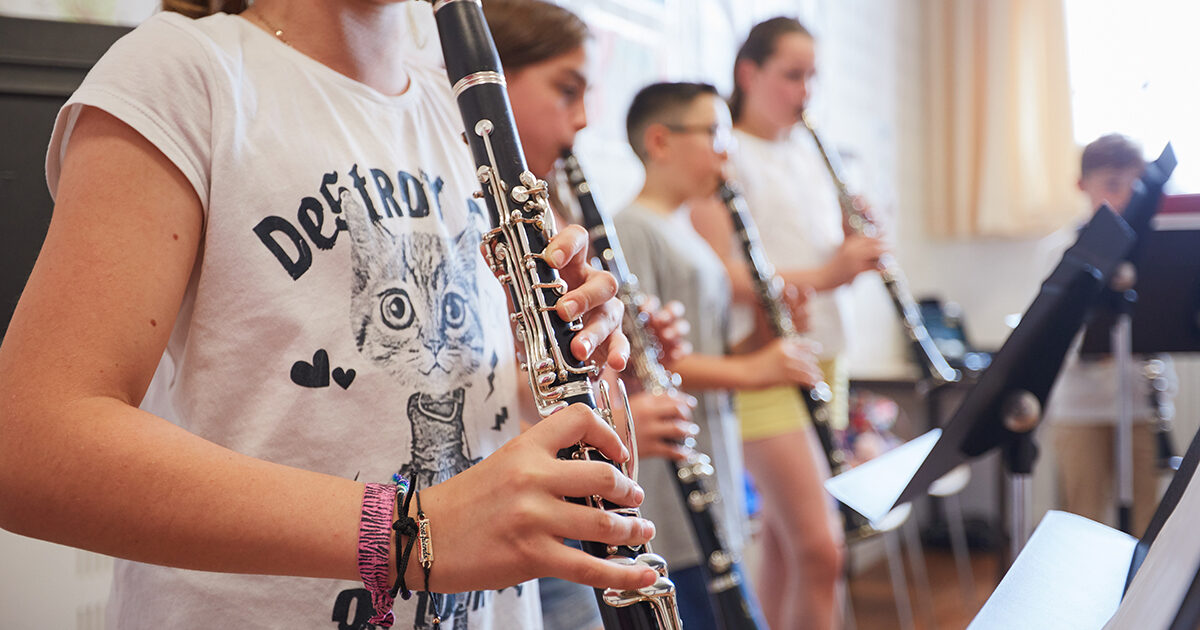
[249,10,289,46]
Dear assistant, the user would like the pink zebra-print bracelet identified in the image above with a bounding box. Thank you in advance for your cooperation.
[358,482,399,628]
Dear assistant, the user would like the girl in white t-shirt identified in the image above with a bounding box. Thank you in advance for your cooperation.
[691,17,887,630]
[0,1,661,628]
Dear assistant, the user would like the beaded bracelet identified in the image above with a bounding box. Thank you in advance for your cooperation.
[357,479,406,629]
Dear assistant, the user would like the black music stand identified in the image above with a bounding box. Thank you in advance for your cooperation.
[1079,225,1200,356]
[1073,144,1178,533]
[826,206,1136,559]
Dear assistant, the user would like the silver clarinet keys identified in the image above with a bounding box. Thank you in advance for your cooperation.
[603,554,682,630]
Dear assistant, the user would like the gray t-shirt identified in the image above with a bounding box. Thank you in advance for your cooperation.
[613,202,747,569]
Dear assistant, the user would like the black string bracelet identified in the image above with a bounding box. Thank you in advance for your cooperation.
[390,485,419,601]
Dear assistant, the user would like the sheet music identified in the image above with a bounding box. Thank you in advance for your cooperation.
[970,511,1136,630]
[1104,460,1200,629]
[823,429,940,523]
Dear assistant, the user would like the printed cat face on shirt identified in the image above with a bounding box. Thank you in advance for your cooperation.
[341,187,485,385]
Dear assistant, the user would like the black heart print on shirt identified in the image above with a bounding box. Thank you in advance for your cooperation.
[291,349,354,389]
[332,367,356,389]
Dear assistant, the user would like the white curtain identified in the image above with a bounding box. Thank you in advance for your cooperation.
[924,0,1081,238]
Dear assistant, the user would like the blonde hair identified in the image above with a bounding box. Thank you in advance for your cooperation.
[161,0,248,18]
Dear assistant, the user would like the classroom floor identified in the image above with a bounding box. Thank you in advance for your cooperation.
[847,547,1002,630]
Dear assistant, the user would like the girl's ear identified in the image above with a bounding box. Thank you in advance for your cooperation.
[734,58,757,95]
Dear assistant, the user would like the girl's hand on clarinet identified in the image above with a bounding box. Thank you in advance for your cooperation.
[639,297,693,363]
[826,234,887,286]
[746,338,824,389]
[842,196,877,236]
[625,390,697,462]
[545,224,630,371]
[783,284,814,333]
[419,403,658,593]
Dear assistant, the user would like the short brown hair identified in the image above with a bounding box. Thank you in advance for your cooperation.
[626,82,719,163]
[162,0,247,18]
[484,0,589,74]
[1081,134,1144,179]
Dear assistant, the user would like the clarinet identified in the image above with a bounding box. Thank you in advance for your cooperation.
[719,180,878,542]
[800,112,960,385]
[424,3,680,629]
[1144,358,1177,470]
[563,151,762,630]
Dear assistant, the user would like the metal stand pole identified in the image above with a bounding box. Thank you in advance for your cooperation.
[1002,391,1041,562]
[1007,472,1033,562]
[1112,288,1137,534]
[884,530,916,630]
[944,492,976,606]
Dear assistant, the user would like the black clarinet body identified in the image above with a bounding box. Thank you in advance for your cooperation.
[799,113,959,385]
[563,152,761,630]
[719,181,877,542]
[424,2,679,629]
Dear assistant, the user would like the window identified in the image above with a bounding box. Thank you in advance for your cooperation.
[1065,0,1200,191]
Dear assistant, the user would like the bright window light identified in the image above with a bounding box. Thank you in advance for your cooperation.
[1065,0,1200,192]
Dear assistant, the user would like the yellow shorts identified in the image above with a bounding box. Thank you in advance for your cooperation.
[737,356,848,442]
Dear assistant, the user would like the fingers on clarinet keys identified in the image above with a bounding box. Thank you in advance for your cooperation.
[552,460,646,508]
[602,554,677,607]
[546,403,630,464]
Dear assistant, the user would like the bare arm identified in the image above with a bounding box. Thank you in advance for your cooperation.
[0,107,655,594]
[781,234,885,291]
[667,339,821,392]
[689,194,761,305]
[690,194,882,294]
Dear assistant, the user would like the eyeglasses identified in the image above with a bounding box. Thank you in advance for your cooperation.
[664,123,734,153]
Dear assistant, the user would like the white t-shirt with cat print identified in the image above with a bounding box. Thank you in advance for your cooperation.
[46,11,539,630]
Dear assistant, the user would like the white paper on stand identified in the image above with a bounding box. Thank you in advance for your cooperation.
[969,511,1135,630]
[1104,461,1200,629]
[823,429,940,523]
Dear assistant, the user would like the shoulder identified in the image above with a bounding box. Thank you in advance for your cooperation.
[47,12,249,207]
[96,11,244,78]
[69,10,250,114]
[612,205,662,241]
